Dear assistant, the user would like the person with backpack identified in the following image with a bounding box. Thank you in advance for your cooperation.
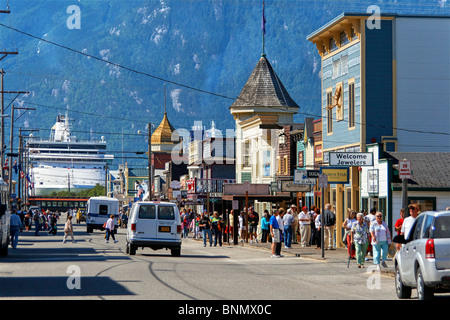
[323,203,336,250]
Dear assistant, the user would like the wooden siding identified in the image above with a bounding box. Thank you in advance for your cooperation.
[322,41,361,151]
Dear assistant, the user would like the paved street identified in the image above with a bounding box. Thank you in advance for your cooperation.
[0,222,404,301]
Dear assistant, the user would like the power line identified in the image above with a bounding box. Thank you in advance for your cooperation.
[0,23,235,102]
[1,22,449,138]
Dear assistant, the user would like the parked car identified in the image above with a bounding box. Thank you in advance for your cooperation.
[394,211,450,300]
[126,201,182,257]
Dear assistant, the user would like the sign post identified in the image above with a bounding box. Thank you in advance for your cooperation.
[399,159,411,217]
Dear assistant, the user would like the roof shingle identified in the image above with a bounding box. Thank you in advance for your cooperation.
[230,56,299,110]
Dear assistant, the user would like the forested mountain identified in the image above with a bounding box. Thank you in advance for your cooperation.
[0,0,448,167]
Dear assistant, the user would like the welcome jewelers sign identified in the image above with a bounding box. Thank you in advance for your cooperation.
[329,152,374,167]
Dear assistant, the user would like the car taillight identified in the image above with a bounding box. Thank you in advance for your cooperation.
[177,225,182,234]
[131,223,136,232]
[425,239,435,259]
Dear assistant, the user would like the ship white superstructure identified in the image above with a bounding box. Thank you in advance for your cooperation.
[27,113,114,195]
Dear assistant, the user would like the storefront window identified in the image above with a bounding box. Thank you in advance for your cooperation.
[409,197,436,212]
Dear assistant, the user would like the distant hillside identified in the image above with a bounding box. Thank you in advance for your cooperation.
[0,0,448,167]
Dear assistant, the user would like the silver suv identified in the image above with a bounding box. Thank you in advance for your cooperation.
[394,211,450,300]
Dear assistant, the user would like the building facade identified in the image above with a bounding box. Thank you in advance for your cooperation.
[307,13,450,245]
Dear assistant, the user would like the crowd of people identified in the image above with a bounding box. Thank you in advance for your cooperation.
[177,202,423,270]
[8,206,66,248]
[9,202,423,270]
[344,204,422,269]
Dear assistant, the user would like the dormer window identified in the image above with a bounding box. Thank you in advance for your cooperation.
[329,38,338,52]
[340,31,349,46]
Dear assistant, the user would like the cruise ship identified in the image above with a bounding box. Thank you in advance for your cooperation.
[27,113,114,195]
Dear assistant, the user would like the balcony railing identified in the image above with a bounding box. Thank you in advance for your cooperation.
[187,178,236,194]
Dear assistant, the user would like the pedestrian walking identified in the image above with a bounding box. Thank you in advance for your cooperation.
[63,215,75,243]
[33,210,41,236]
[24,211,31,231]
[309,205,317,246]
[299,206,311,247]
[181,209,190,238]
[351,212,370,268]
[270,209,280,258]
[394,208,405,251]
[314,207,321,249]
[228,210,234,241]
[282,208,293,248]
[288,205,298,244]
[199,212,212,247]
[260,210,270,243]
[211,211,223,247]
[238,211,246,242]
[105,215,118,243]
[48,213,58,236]
[276,209,284,257]
[401,204,419,239]
[370,212,392,269]
[343,210,357,259]
[248,207,259,243]
[323,203,336,250]
[10,211,23,249]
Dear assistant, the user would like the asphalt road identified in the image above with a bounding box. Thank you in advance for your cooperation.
[0,222,399,301]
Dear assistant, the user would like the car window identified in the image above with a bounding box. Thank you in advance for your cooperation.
[433,216,450,239]
[99,205,108,215]
[139,205,156,219]
[411,215,424,240]
[422,215,434,238]
[158,206,175,220]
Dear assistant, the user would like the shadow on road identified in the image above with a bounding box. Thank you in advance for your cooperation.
[0,276,135,297]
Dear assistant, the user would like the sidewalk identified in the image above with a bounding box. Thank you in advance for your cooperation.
[201,236,396,276]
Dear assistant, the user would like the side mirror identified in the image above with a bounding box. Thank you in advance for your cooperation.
[393,234,407,244]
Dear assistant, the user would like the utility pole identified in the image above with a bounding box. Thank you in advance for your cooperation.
[8,105,35,196]
[0,68,28,179]
[0,8,20,180]
[18,129,38,206]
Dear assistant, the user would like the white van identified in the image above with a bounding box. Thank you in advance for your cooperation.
[86,196,119,233]
[126,201,182,256]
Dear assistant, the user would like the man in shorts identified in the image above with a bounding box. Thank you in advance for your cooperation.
[270,209,280,258]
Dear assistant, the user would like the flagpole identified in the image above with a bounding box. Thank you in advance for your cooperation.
[262,0,266,57]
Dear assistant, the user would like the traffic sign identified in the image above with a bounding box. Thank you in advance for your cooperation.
[318,174,328,188]
[399,160,411,179]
